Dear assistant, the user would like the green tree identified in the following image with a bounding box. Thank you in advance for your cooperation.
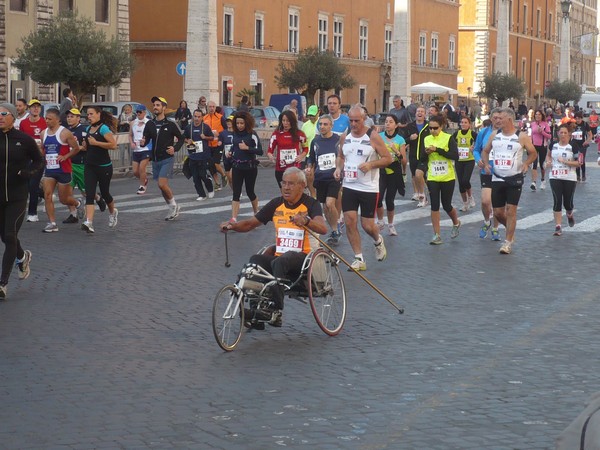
[15,12,133,104]
[275,47,355,105]
[477,72,526,105]
[236,87,259,106]
[545,80,582,106]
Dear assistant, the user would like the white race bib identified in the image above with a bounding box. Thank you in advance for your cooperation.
[430,160,449,176]
[458,147,470,160]
[224,144,232,157]
[276,227,305,254]
[46,153,60,169]
[193,141,203,153]
[551,168,569,177]
[572,131,583,140]
[317,153,336,170]
[493,155,512,168]
[280,148,297,166]
[344,163,358,182]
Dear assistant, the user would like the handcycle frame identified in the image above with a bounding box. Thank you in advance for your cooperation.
[212,244,347,352]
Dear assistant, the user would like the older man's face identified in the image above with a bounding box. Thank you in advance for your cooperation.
[208,102,216,113]
[393,98,400,108]
[0,107,15,131]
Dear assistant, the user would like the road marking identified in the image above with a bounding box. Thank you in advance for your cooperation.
[516,209,554,229]
[439,212,482,227]
[571,214,600,232]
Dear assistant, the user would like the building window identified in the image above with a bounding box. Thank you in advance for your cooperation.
[318,14,328,52]
[95,0,108,23]
[254,82,263,106]
[9,0,27,12]
[431,33,438,68]
[522,5,528,34]
[288,8,300,53]
[359,20,368,60]
[59,0,73,13]
[333,17,344,57]
[419,32,427,66]
[359,86,366,105]
[224,8,234,46]
[535,60,540,84]
[384,26,393,63]
[448,35,456,69]
[521,58,526,80]
[222,80,231,106]
[508,0,513,30]
[509,56,513,74]
[255,13,264,50]
[536,9,541,37]
[491,55,496,72]
[548,13,553,39]
[547,62,552,80]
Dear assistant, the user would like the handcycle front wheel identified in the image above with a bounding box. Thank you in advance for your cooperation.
[307,250,347,336]
[212,284,245,351]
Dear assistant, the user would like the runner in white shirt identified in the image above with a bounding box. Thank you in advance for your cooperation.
[14,99,29,131]
[333,105,393,271]
[129,105,151,194]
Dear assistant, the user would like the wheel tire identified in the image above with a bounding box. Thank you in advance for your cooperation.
[212,284,244,351]
[307,250,347,336]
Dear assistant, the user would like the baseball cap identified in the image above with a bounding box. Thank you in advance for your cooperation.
[151,96,167,106]
[227,115,234,121]
[136,104,147,112]
[0,103,18,117]
[307,105,319,116]
[68,108,81,116]
[28,99,42,107]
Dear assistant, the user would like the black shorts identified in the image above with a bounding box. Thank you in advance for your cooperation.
[341,187,378,218]
[491,181,522,207]
[211,147,223,165]
[480,174,492,188]
[314,179,341,203]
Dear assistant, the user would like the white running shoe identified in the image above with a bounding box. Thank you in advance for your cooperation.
[348,258,367,271]
[374,237,387,261]
[165,204,180,221]
[499,240,513,254]
[208,191,215,199]
[108,208,118,228]
[469,196,476,208]
[43,222,58,233]
[417,198,429,208]
[27,215,39,222]
[16,250,32,280]
[377,221,385,231]
[388,224,397,236]
[460,203,468,212]
[196,197,206,201]
[411,193,420,201]
[540,180,546,190]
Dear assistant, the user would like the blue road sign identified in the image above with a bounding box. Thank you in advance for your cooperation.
[176,62,186,76]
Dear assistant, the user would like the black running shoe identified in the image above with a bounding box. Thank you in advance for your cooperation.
[62,215,78,224]
[96,195,107,212]
[567,213,575,227]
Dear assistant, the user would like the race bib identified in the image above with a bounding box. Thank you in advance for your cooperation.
[280,148,297,166]
[458,147,470,160]
[572,131,583,140]
[493,154,512,168]
[317,153,336,170]
[224,144,232,157]
[343,163,358,182]
[193,141,203,153]
[430,160,449,176]
[46,153,60,169]
[276,227,305,254]
[552,168,569,177]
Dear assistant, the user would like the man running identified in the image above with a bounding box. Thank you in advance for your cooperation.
[220,167,327,327]
[184,109,215,200]
[404,105,431,207]
[334,105,393,270]
[203,101,228,189]
[141,96,184,221]
[130,105,151,194]
[482,107,537,254]
[0,103,44,299]
[14,99,29,130]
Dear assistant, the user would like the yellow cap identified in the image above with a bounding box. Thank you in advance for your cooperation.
[68,108,81,115]
[151,96,168,105]
[28,99,42,107]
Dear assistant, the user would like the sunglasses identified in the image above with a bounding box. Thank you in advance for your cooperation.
[0,111,12,117]
[429,126,440,130]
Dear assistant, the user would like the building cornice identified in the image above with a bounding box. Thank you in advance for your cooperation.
[130,42,187,51]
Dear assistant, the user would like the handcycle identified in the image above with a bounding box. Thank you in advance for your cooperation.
[212,244,347,351]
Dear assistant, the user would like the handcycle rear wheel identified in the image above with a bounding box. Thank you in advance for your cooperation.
[212,284,244,351]
[307,250,347,336]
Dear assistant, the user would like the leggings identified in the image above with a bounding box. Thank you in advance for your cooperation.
[84,164,114,205]
[27,170,44,215]
[0,199,27,285]
[427,180,455,213]
[455,160,475,194]
[533,145,547,172]
[576,147,587,179]
[275,170,284,188]
[231,166,258,202]
[377,171,399,210]
[550,179,576,212]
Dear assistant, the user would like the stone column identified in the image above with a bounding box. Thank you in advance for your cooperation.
[185,0,219,105]
[35,0,55,101]
[559,16,571,81]
[390,0,411,107]
[117,0,131,101]
[496,0,510,74]
[0,0,6,102]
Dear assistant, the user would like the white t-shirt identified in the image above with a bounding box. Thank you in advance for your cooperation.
[131,118,150,151]
[491,132,524,181]
[549,143,577,181]
[341,131,379,193]
[14,112,29,131]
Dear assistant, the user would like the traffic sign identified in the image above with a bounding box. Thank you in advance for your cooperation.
[226,79,234,91]
[249,70,257,86]
[176,62,186,76]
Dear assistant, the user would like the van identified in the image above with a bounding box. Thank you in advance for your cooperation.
[569,93,600,116]
[268,94,307,121]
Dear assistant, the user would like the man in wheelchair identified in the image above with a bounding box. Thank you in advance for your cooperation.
[220,167,328,326]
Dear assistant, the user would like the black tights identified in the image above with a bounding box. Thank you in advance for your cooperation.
[231,167,258,202]
[455,161,475,194]
[550,179,576,212]
[0,199,27,285]
[84,164,114,205]
[427,180,455,213]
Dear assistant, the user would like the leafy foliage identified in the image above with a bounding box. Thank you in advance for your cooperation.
[275,47,355,105]
[15,12,133,104]
[545,80,582,106]
[477,72,526,105]
[236,87,259,106]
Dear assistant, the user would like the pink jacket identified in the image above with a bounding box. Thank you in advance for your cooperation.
[530,120,551,146]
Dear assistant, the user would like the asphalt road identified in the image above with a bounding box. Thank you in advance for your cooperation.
[1,152,599,449]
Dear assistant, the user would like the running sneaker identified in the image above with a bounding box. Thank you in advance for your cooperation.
[468,196,476,208]
[540,180,546,190]
[530,182,537,191]
[460,203,468,212]
[196,196,206,201]
[81,221,95,233]
[582,176,587,182]
[62,215,78,224]
[165,204,180,221]
[374,237,387,261]
[26,215,39,223]
[221,175,228,188]
[0,284,6,300]
[377,221,385,231]
[16,250,32,280]
[388,224,398,236]
[417,197,429,208]
[136,185,146,195]
[337,220,345,235]
[567,212,575,227]
[479,222,490,239]
[108,208,119,228]
[491,228,501,241]
[76,200,85,220]
[228,217,237,224]
[450,220,461,239]
[553,225,562,236]
[268,310,283,327]
[214,182,222,191]
[43,222,58,233]
[208,191,215,199]
[429,233,443,245]
[411,193,420,201]
[96,195,107,212]
[326,231,341,245]
[348,258,367,271]
[499,240,512,254]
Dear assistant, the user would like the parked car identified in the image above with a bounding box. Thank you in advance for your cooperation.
[40,102,60,115]
[79,101,150,126]
[268,94,306,121]
[221,106,236,118]
[249,106,281,128]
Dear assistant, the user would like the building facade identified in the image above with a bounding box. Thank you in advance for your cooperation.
[1,0,129,103]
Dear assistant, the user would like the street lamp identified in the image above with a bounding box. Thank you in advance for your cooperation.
[559,0,572,81]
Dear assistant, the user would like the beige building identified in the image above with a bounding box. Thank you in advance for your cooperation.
[1,0,129,103]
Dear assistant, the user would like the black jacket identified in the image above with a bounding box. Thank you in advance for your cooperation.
[142,119,184,162]
[0,128,44,202]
